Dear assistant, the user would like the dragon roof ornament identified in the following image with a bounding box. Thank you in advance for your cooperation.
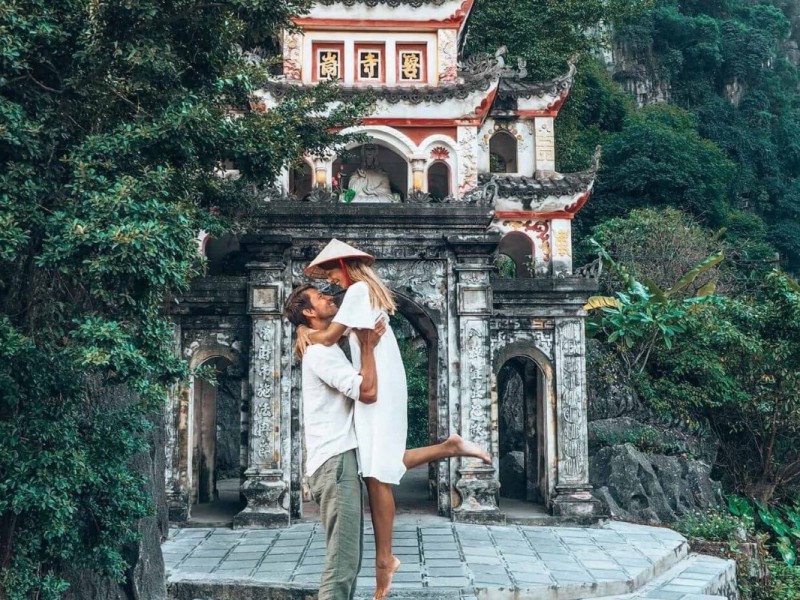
[497,57,577,99]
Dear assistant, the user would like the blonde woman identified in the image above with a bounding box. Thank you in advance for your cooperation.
[298,239,490,600]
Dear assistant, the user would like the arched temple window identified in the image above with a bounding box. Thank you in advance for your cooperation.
[489,130,518,174]
[333,143,409,201]
[427,161,450,200]
[289,161,313,200]
[498,232,534,279]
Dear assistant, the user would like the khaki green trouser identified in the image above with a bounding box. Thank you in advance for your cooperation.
[308,449,363,600]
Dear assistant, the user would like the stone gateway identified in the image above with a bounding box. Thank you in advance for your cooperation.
[164,0,604,526]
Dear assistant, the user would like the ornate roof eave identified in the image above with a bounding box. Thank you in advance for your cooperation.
[486,146,601,216]
[497,58,577,100]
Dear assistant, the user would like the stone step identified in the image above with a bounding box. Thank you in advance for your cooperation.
[166,522,735,600]
[594,553,736,600]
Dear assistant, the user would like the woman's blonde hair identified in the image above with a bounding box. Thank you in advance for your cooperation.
[344,260,397,315]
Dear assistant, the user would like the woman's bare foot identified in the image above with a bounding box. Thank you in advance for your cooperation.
[373,555,401,600]
[446,433,491,464]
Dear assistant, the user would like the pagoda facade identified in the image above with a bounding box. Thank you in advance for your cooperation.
[164,0,603,527]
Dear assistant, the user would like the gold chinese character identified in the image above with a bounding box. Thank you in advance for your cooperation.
[401,52,421,80]
[319,51,339,79]
[360,52,380,79]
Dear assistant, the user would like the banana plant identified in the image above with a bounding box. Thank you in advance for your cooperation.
[584,240,724,375]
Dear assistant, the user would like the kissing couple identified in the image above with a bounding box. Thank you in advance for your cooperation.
[283,238,491,600]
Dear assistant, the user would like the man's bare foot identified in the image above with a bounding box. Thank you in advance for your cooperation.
[373,555,401,600]
[446,433,491,464]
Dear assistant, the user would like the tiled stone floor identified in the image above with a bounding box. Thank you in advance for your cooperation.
[164,518,736,599]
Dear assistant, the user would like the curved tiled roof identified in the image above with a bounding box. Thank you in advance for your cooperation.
[497,61,577,100]
[481,147,601,210]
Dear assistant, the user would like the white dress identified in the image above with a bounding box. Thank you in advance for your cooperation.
[333,281,408,484]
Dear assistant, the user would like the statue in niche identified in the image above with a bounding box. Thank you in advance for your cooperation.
[346,144,398,203]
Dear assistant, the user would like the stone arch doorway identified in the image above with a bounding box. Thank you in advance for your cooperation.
[498,232,534,279]
[493,343,557,513]
[391,293,441,515]
[189,352,246,520]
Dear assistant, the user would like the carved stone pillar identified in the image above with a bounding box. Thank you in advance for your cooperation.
[449,235,505,524]
[533,117,556,176]
[234,236,292,528]
[552,318,602,518]
[166,320,190,522]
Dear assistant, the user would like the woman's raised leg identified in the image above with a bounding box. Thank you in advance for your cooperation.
[364,477,401,600]
[403,433,490,470]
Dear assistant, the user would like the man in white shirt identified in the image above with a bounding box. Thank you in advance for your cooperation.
[283,284,383,600]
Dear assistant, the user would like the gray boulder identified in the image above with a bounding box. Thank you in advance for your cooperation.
[590,444,723,524]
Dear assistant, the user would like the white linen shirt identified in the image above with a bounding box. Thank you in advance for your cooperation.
[301,342,362,477]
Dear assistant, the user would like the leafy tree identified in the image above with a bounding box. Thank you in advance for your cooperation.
[585,240,722,376]
[0,1,363,597]
[465,0,651,79]
[587,206,773,297]
[555,56,634,172]
[579,105,734,233]
[640,272,800,502]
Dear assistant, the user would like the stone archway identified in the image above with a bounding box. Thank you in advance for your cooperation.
[497,356,542,505]
[393,292,443,515]
[492,342,557,510]
[190,355,246,514]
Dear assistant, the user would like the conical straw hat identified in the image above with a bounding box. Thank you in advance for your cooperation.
[304,238,375,279]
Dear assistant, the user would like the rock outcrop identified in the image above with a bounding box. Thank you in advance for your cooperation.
[590,443,723,524]
[587,340,723,524]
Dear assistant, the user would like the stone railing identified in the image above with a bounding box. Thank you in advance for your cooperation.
[261,179,499,207]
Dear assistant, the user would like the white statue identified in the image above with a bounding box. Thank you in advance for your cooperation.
[347,144,396,203]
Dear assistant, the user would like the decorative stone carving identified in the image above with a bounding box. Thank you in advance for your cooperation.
[235,469,289,528]
[406,190,432,203]
[282,31,302,80]
[347,144,397,203]
[306,187,335,203]
[438,29,458,82]
[556,319,585,482]
[374,260,446,312]
[550,318,601,518]
[457,126,479,195]
[453,466,504,523]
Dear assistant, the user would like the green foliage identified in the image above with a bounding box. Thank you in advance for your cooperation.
[390,316,429,450]
[586,239,721,375]
[466,0,651,79]
[494,254,517,279]
[579,105,734,234]
[614,0,800,271]
[638,271,800,500]
[0,0,364,596]
[555,56,634,172]
[728,496,800,567]
[674,508,752,542]
[588,422,694,457]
